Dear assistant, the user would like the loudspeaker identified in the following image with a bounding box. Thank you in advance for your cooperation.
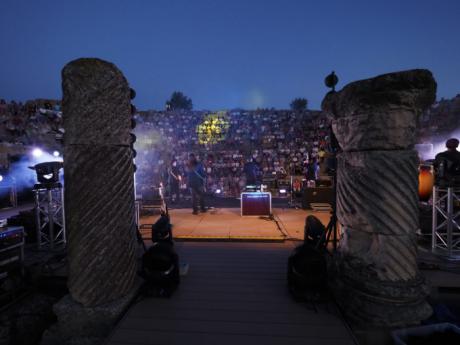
[302,187,333,209]
[151,213,173,243]
[287,244,328,301]
[304,215,326,247]
[241,192,271,216]
[141,242,180,297]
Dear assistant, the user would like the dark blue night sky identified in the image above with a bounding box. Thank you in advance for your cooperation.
[1,0,459,110]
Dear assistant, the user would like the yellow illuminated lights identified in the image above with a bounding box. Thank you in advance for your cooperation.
[196,111,230,144]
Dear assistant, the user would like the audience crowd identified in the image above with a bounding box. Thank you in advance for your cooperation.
[417,94,460,144]
[415,94,460,161]
[134,109,331,198]
[2,94,458,198]
[0,98,63,149]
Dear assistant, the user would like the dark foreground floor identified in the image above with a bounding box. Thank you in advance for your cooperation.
[106,242,356,345]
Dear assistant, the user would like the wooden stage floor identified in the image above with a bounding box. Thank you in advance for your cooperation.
[106,242,356,345]
[139,208,332,242]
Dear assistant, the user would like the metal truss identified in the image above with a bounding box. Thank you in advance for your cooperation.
[34,184,66,250]
[432,186,460,259]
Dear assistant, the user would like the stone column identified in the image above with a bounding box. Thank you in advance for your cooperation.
[62,58,137,307]
[322,69,436,326]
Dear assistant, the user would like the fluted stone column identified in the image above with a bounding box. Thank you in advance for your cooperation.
[322,69,437,326]
[62,58,137,307]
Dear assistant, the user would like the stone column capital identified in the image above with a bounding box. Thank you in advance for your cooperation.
[322,69,436,151]
[322,69,436,119]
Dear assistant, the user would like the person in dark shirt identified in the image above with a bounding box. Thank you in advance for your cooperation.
[306,158,319,183]
[434,138,460,186]
[243,158,260,186]
[187,153,206,215]
[168,159,181,203]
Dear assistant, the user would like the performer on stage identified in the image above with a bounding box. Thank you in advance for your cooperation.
[187,153,206,215]
[168,159,181,203]
[306,157,319,187]
[434,138,460,185]
[243,157,260,186]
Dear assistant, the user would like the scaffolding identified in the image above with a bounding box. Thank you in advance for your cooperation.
[34,182,66,250]
[432,186,460,259]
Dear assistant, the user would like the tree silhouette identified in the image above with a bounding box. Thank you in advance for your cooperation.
[165,91,193,111]
[290,98,308,111]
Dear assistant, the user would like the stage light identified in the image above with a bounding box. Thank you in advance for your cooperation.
[53,151,60,157]
[32,148,43,158]
[280,189,287,194]
[31,161,63,185]
[0,175,3,182]
[216,189,221,194]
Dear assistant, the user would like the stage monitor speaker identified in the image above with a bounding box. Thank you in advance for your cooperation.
[241,192,271,216]
[302,187,333,209]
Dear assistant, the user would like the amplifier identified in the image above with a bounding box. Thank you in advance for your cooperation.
[0,226,24,281]
[302,187,334,209]
[0,226,24,249]
[0,249,21,270]
[241,192,271,216]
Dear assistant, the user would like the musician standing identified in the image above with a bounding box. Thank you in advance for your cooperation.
[168,159,181,204]
[243,157,260,186]
[187,153,206,215]
[434,138,460,185]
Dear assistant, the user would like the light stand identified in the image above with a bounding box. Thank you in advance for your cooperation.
[30,162,66,250]
[323,171,338,252]
[318,125,339,253]
[34,182,66,250]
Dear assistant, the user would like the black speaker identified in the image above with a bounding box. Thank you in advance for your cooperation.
[302,187,334,209]
[304,215,326,247]
[287,243,328,301]
[151,213,173,243]
[141,242,179,297]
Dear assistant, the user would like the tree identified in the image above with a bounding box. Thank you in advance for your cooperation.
[290,98,308,111]
[165,91,193,111]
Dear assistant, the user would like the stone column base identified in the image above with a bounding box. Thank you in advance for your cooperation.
[41,281,141,345]
[331,255,432,327]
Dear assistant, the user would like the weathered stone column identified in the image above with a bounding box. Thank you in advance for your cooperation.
[62,58,137,307]
[322,69,436,326]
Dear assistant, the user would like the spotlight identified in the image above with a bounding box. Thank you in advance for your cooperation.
[0,175,3,182]
[279,189,287,194]
[216,189,221,194]
[32,148,43,158]
[53,151,60,157]
[30,161,63,185]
